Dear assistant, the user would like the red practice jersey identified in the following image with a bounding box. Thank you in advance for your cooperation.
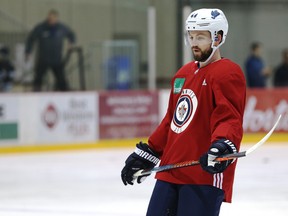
[148,58,246,202]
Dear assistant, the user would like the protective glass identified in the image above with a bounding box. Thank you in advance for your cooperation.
[185,31,213,47]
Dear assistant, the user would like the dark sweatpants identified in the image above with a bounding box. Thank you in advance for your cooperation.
[146,180,224,216]
[33,62,68,91]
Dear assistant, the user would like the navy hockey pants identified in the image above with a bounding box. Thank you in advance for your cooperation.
[146,180,224,216]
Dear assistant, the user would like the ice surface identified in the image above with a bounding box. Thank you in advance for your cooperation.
[0,143,288,216]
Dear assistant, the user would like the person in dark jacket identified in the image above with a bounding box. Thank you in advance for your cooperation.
[274,49,288,87]
[25,9,76,91]
[0,46,15,92]
[245,42,271,88]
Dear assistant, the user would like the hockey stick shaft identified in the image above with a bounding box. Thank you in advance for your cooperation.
[134,152,244,177]
[134,115,282,177]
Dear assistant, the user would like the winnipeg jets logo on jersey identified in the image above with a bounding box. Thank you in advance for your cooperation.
[171,89,198,134]
[178,104,187,120]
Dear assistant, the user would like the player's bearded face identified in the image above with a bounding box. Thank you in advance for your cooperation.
[187,31,213,62]
[192,46,213,62]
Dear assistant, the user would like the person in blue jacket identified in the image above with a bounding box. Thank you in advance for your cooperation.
[245,42,271,88]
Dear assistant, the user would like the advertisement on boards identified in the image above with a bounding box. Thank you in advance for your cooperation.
[99,91,159,139]
[244,89,288,133]
[38,93,97,143]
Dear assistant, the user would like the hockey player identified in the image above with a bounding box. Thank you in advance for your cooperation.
[121,8,246,216]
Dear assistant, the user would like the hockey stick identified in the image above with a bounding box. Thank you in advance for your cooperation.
[133,115,282,177]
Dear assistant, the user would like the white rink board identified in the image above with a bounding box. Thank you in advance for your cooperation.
[0,143,287,216]
[0,95,19,123]
[0,95,19,144]
[1,93,98,145]
[36,93,98,143]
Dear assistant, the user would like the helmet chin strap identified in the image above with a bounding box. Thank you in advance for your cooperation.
[199,40,223,65]
[199,46,217,65]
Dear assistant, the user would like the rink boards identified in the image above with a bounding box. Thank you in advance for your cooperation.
[0,89,287,153]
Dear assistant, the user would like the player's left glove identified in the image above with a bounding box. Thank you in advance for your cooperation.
[121,141,160,185]
[200,139,237,174]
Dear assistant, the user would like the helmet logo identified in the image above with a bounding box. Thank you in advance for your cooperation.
[211,10,220,19]
[190,13,198,18]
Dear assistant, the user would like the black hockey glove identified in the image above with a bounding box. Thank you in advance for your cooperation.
[200,139,237,174]
[121,141,160,186]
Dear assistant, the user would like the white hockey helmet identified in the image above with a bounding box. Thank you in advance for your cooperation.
[185,8,228,50]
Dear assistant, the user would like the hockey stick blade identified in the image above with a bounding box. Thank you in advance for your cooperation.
[216,114,282,161]
[133,115,282,177]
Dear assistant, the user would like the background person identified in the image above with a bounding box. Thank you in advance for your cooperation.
[274,48,288,87]
[245,42,271,88]
[25,9,76,91]
[0,46,15,92]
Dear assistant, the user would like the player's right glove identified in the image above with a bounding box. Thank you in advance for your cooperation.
[200,139,237,174]
[121,141,160,185]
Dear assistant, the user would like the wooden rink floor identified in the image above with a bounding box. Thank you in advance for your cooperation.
[0,143,287,216]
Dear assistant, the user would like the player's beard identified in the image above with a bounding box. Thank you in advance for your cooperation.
[192,46,213,62]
